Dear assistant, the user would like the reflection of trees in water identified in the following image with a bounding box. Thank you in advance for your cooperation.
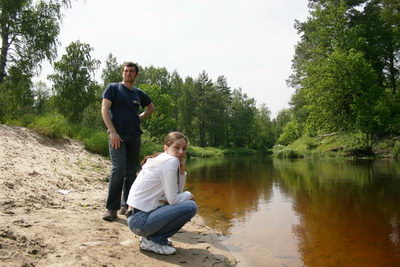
[186,157,274,235]
[273,159,400,267]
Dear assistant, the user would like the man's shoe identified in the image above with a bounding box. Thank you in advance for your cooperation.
[103,210,118,221]
[140,237,176,255]
[119,205,128,215]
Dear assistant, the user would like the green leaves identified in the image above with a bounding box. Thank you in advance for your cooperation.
[287,0,399,143]
[48,41,100,123]
[0,0,70,81]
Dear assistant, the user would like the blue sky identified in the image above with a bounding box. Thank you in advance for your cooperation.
[38,0,310,118]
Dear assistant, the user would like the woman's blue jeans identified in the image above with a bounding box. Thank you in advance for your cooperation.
[127,200,197,246]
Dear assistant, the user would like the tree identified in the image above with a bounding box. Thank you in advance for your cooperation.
[32,81,51,114]
[140,84,175,139]
[192,71,215,146]
[228,88,257,147]
[272,108,292,141]
[48,41,100,122]
[287,0,393,144]
[0,66,33,120]
[177,77,196,139]
[0,0,71,82]
[252,104,274,150]
[101,53,121,87]
[211,76,231,146]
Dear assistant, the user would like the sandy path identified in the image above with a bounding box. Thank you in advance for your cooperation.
[0,125,237,267]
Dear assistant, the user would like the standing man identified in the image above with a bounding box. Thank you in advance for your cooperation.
[101,62,155,221]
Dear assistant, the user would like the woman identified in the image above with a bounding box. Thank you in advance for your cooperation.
[126,132,197,255]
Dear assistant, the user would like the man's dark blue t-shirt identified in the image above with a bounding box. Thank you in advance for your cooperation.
[102,83,152,137]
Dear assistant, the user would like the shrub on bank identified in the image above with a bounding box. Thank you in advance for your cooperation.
[273,147,303,158]
[393,141,400,159]
[83,131,109,156]
[224,147,258,156]
[29,114,70,138]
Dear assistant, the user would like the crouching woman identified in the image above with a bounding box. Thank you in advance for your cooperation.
[126,132,197,255]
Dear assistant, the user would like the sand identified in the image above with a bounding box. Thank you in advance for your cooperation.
[0,124,237,267]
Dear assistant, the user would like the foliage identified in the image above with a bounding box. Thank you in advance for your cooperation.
[0,67,34,121]
[82,131,109,156]
[28,113,70,138]
[32,81,51,114]
[393,141,400,158]
[272,144,303,159]
[0,0,70,82]
[139,83,175,139]
[303,48,380,135]
[101,53,122,87]
[81,101,104,130]
[285,0,400,150]
[251,104,274,150]
[48,41,100,123]
[277,120,302,145]
[228,88,257,147]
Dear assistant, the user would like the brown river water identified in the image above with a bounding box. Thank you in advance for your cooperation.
[186,157,400,267]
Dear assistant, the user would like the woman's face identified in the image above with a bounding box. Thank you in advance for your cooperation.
[164,138,187,161]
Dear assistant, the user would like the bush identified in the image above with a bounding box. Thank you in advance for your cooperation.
[29,114,70,138]
[272,144,303,159]
[81,102,105,130]
[393,141,400,159]
[83,131,109,156]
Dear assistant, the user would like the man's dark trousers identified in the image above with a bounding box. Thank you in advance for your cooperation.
[106,135,140,210]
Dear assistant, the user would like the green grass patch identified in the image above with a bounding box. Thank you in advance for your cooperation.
[28,114,70,138]
[82,131,109,156]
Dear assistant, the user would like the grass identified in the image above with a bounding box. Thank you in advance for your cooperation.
[5,113,260,160]
[273,132,384,159]
[28,114,71,138]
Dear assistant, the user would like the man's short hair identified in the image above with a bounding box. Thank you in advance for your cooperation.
[121,62,139,73]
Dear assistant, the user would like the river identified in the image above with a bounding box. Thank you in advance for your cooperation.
[186,157,400,267]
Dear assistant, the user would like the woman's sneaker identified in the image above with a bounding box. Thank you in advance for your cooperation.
[139,236,173,246]
[140,237,176,255]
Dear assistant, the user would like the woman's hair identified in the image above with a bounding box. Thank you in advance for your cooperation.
[163,132,188,147]
[141,132,189,166]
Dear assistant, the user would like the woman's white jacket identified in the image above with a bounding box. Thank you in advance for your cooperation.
[126,152,192,212]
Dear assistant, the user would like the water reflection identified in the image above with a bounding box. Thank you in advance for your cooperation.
[275,159,400,267]
[187,157,274,235]
[186,157,400,267]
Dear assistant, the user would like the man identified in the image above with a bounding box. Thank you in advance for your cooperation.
[101,62,155,221]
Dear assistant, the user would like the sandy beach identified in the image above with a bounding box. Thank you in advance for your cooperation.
[0,124,237,267]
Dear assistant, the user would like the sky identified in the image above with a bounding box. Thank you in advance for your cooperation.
[38,0,310,118]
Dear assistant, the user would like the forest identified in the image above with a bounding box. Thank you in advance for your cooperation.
[0,0,399,157]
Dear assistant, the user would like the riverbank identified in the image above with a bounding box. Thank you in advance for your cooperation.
[272,132,400,159]
[0,124,237,266]
[5,115,259,159]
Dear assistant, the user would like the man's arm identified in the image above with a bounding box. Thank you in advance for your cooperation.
[139,102,155,120]
[101,98,122,149]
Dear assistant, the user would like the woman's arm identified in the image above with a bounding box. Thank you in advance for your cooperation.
[160,158,192,205]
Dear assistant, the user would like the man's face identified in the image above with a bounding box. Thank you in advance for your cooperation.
[122,66,138,83]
